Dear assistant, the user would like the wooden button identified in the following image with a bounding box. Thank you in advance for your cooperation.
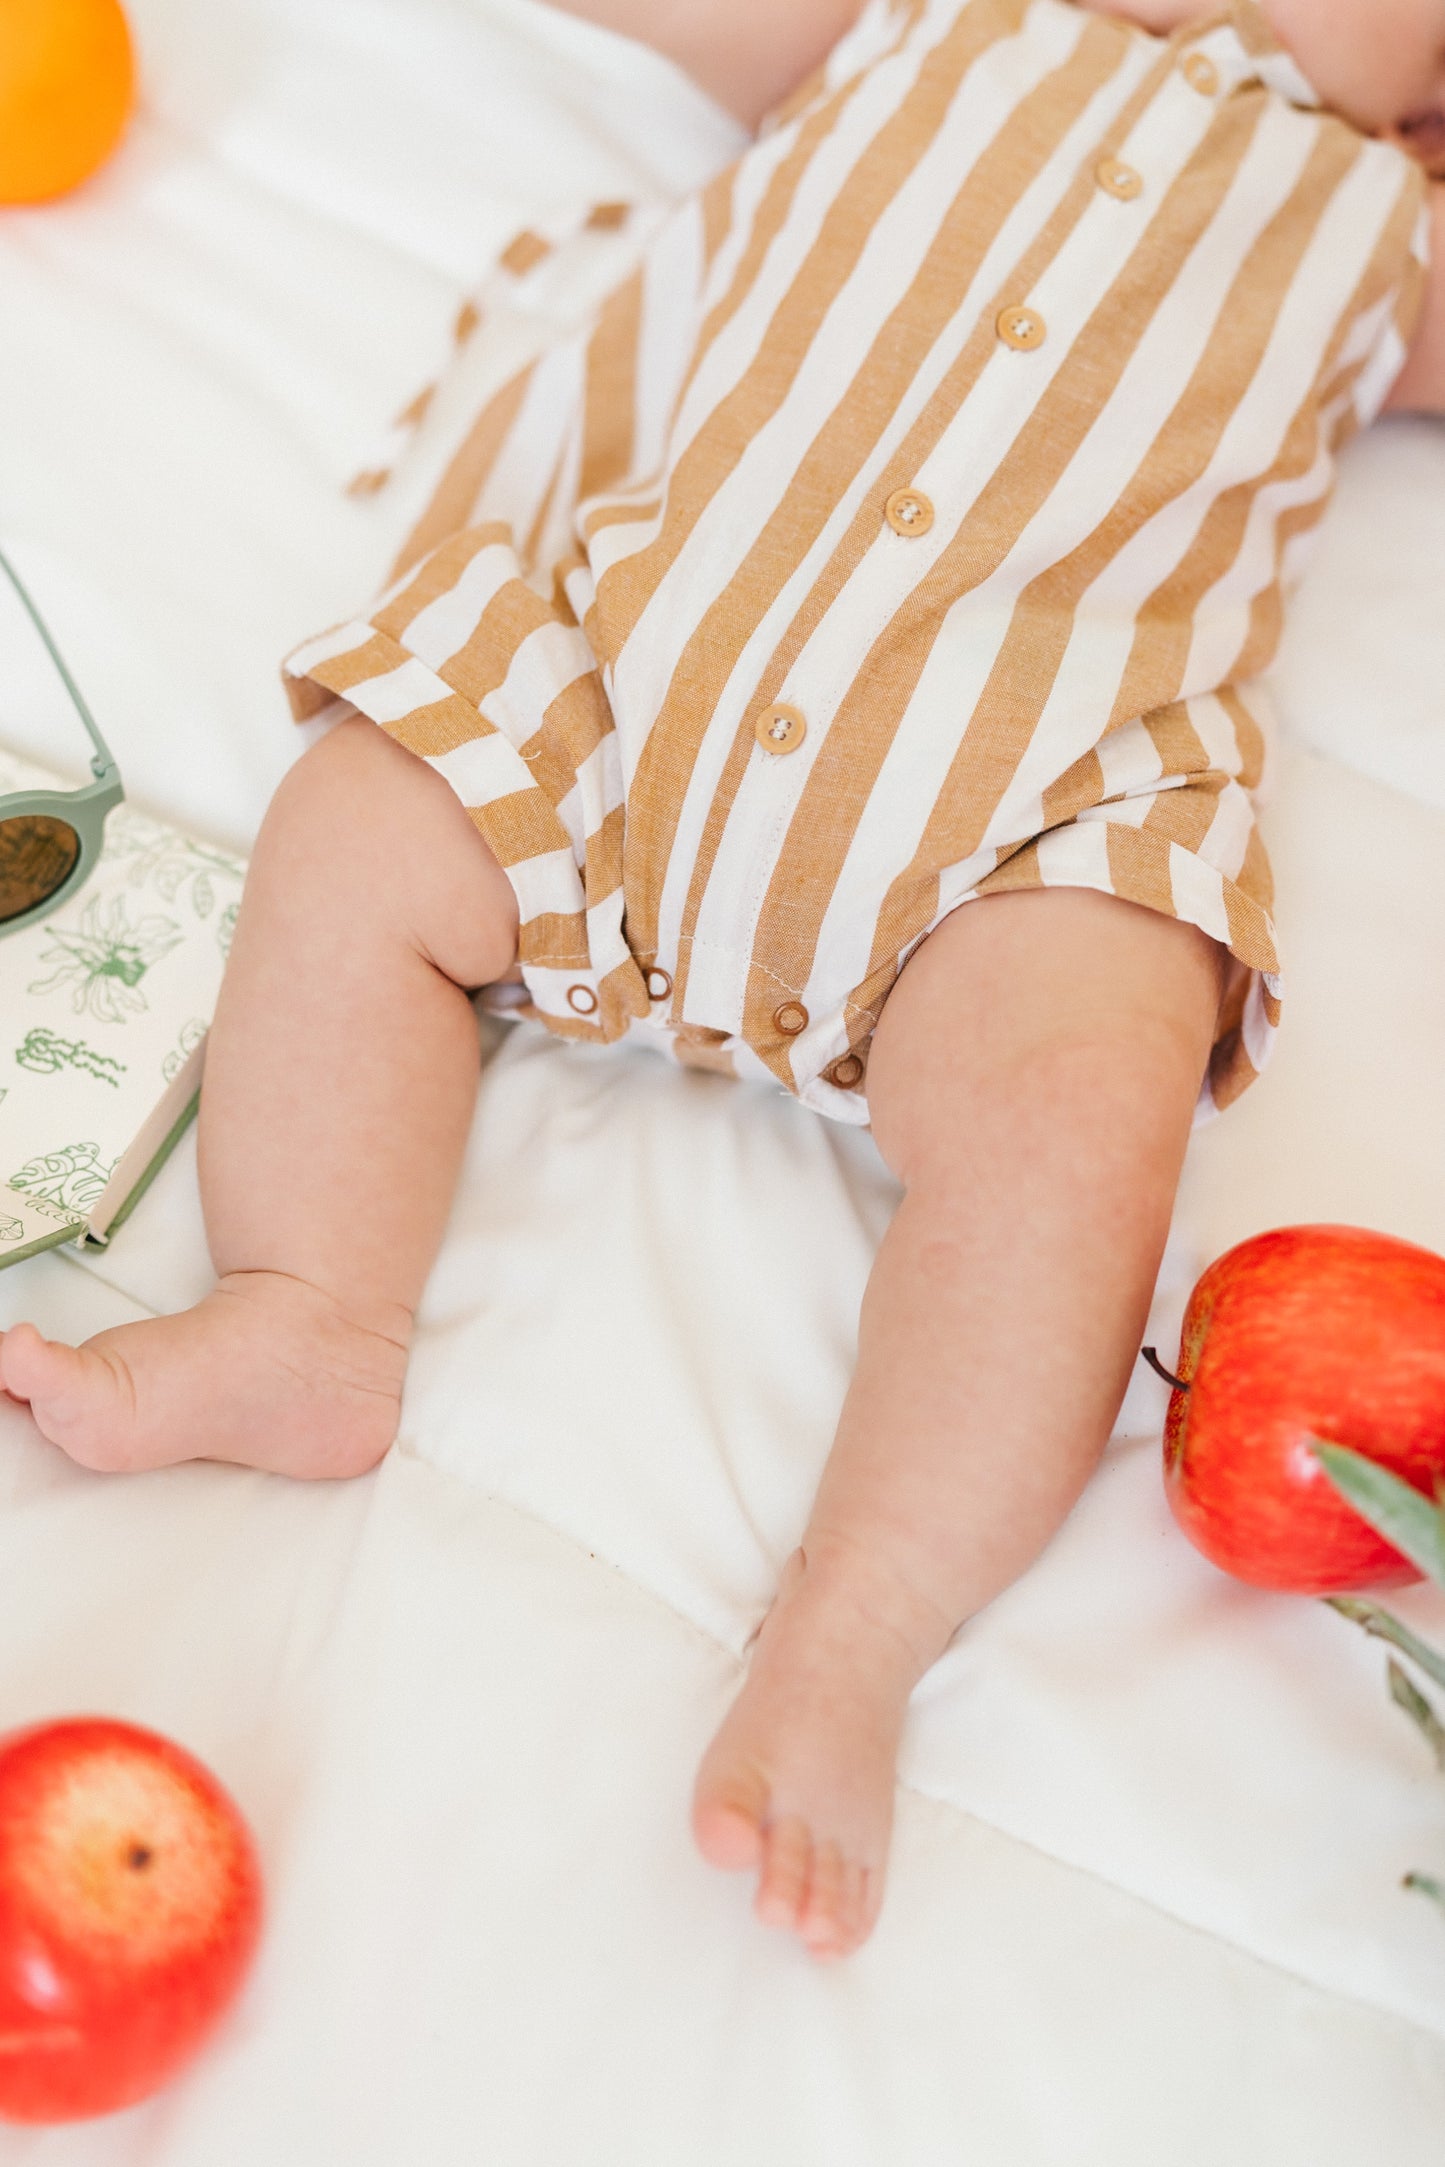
[773,1000,809,1037]
[1095,157,1143,201]
[566,984,598,1015]
[755,704,807,755]
[884,488,934,537]
[827,1053,865,1089]
[645,967,672,1000]
[996,305,1045,352]
[1182,51,1219,95]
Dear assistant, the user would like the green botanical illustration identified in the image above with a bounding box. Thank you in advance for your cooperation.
[102,810,244,920]
[217,900,239,958]
[14,1026,127,1087]
[8,1140,116,1213]
[0,1214,23,1244]
[28,894,183,1024]
[162,1017,208,1084]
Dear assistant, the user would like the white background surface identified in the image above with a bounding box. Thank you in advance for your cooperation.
[3,2,1445,2158]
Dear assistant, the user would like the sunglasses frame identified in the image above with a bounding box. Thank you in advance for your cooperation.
[0,543,124,940]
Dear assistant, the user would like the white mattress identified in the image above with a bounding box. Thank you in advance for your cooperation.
[3,4,1445,2158]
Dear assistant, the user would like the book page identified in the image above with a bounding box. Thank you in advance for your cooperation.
[0,746,246,1267]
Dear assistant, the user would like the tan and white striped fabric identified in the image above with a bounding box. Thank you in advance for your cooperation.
[285,0,1429,1125]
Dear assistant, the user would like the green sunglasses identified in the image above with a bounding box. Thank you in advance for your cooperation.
[0,543,124,938]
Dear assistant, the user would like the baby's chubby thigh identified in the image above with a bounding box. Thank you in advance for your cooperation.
[864,885,1225,1191]
[258,711,522,992]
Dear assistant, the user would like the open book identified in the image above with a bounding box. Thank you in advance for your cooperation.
[0,744,246,1270]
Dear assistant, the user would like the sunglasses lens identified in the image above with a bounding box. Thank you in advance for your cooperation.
[0,813,82,924]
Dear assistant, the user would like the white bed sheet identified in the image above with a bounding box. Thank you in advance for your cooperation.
[3,3,1445,2159]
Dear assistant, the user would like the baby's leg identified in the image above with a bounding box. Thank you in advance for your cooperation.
[0,716,519,1477]
[692,888,1224,1958]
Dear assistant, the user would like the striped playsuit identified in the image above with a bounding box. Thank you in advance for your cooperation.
[285,0,1428,1125]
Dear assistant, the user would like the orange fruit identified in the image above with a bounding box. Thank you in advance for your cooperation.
[0,0,136,205]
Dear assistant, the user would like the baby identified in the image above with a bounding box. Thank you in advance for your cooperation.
[3,0,1443,1963]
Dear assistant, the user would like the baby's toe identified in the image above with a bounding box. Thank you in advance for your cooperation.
[691,1759,769,1871]
[754,1815,813,1933]
[0,1321,45,1401]
[2,1326,98,1426]
[840,1860,873,1949]
[800,1837,849,1957]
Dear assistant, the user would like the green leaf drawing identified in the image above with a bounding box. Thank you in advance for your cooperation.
[161,1017,208,1084]
[8,1141,115,1213]
[101,811,243,919]
[27,895,182,1025]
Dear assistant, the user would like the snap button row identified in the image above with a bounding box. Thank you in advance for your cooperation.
[645,967,672,1001]
[1182,50,1219,96]
[826,1053,865,1089]
[884,487,934,537]
[996,304,1045,352]
[755,703,807,755]
[774,1000,809,1037]
[566,984,598,1015]
[1095,156,1142,201]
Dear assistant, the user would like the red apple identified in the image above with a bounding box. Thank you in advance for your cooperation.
[0,1718,263,2123]
[1162,1224,1445,1593]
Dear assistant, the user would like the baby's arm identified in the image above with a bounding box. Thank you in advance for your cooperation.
[540,0,864,129]
[1386,184,1445,413]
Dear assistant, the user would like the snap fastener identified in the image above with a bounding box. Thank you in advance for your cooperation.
[773,1000,809,1036]
[755,704,807,755]
[996,305,1045,352]
[884,488,935,538]
[1095,157,1143,201]
[1182,51,1219,95]
[827,1053,865,1089]
[645,967,672,1000]
[566,984,598,1015]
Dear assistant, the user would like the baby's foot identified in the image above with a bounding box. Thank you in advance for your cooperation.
[691,1535,951,1960]
[0,1270,408,1479]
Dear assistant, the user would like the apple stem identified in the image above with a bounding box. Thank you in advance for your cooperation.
[1141,1345,1190,1394]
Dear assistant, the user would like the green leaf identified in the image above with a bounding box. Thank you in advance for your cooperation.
[1326,1596,1445,1694]
[1403,1872,1445,1915]
[1309,1442,1445,1588]
[1386,1658,1445,1771]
